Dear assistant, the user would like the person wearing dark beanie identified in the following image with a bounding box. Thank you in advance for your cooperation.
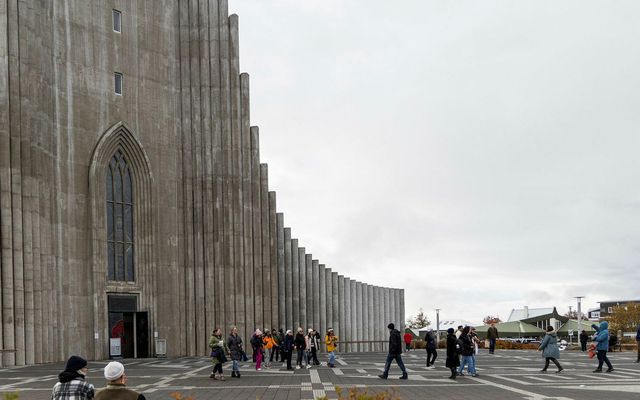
[52,355,95,399]
[379,323,408,380]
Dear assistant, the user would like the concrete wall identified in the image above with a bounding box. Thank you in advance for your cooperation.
[0,0,405,366]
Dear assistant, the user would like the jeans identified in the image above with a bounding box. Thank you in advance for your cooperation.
[597,350,612,370]
[382,353,407,377]
[458,355,476,374]
[255,350,263,369]
[328,351,335,366]
[296,349,305,366]
[232,360,239,372]
[489,338,496,353]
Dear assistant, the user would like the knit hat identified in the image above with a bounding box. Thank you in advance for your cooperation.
[447,328,454,334]
[308,328,313,334]
[64,355,88,372]
[387,323,395,330]
[104,361,125,381]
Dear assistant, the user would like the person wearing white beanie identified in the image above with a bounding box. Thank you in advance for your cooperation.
[95,361,146,400]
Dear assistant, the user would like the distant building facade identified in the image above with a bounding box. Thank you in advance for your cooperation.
[0,1,404,367]
[507,306,567,331]
[598,300,640,319]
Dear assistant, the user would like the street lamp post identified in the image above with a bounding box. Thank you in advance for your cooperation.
[435,308,441,341]
[575,296,585,333]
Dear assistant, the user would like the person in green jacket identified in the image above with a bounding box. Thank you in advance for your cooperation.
[209,328,230,380]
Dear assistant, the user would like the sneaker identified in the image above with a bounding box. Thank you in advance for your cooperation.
[399,374,408,380]
[471,374,479,377]
[556,368,564,374]
[257,368,262,371]
[429,365,436,369]
[378,374,387,379]
[593,368,602,373]
[606,368,614,373]
[306,365,312,369]
[295,366,301,370]
[539,369,547,373]
[457,372,465,376]
[209,373,216,379]
[218,375,225,381]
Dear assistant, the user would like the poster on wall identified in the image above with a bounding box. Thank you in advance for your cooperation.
[110,338,122,358]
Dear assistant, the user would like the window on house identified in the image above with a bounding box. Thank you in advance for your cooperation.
[607,307,613,313]
[106,150,134,281]
[113,10,122,33]
[114,72,123,95]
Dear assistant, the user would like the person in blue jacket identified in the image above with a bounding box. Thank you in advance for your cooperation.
[591,321,614,373]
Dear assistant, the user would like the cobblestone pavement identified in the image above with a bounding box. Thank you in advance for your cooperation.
[1,350,639,399]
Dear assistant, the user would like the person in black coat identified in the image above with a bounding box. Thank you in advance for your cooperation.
[446,328,460,379]
[579,330,589,352]
[378,323,408,380]
[282,330,295,370]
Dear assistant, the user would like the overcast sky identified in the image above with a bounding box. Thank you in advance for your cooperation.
[228,0,640,325]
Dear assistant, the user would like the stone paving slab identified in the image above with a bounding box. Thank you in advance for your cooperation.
[1,350,639,399]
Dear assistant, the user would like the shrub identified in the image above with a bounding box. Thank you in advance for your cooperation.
[317,387,401,400]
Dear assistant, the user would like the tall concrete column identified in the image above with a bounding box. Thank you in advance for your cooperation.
[399,289,405,335]
[260,165,271,330]
[394,289,401,335]
[325,268,333,332]
[338,275,345,353]
[367,285,374,352]
[298,248,307,330]
[376,286,383,351]
[250,127,262,330]
[344,277,351,352]
[284,228,293,330]
[350,280,357,352]
[332,272,339,343]
[318,264,326,336]
[362,283,368,351]
[269,192,278,328]
[384,287,391,352]
[305,254,313,329]
[356,281,363,352]
[291,238,299,329]
[312,260,320,330]
[276,213,285,328]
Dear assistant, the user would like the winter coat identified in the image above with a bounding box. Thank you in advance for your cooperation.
[209,334,229,364]
[263,335,276,349]
[636,325,640,341]
[487,326,499,340]
[282,334,294,353]
[459,333,474,357]
[295,333,307,350]
[425,331,437,350]
[445,333,460,368]
[227,333,244,361]
[388,329,402,355]
[325,334,339,352]
[403,332,412,344]
[579,331,589,344]
[539,331,560,359]
[592,322,610,351]
[308,333,319,349]
[251,334,264,350]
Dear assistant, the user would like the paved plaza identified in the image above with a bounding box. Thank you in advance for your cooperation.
[1,350,639,400]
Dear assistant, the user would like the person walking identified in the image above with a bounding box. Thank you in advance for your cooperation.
[295,327,307,369]
[209,328,229,380]
[487,323,499,354]
[309,328,321,365]
[271,329,281,363]
[403,331,413,351]
[445,328,460,379]
[51,355,95,400]
[227,326,244,378]
[263,330,276,368]
[579,330,589,352]
[325,328,339,368]
[378,323,408,380]
[457,326,479,377]
[96,361,146,400]
[636,324,640,363]
[251,329,265,371]
[304,329,313,368]
[282,329,295,370]
[538,326,563,373]
[425,328,437,368]
[592,321,614,373]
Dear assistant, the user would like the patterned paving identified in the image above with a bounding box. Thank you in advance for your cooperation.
[1,350,639,399]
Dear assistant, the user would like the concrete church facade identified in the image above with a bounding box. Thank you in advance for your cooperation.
[0,0,405,367]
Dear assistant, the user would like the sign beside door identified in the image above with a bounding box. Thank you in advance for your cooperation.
[110,338,122,357]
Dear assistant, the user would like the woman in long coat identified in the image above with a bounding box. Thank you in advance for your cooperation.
[445,328,460,379]
[227,326,244,378]
[209,328,230,380]
[538,325,563,373]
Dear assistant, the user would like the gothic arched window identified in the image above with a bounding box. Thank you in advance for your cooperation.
[106,150,134,281]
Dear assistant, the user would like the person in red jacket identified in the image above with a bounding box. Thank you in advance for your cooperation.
[403,331,413,352]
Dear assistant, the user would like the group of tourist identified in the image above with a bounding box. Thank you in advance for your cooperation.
[208,325,339,380]
[51,319,640,398]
